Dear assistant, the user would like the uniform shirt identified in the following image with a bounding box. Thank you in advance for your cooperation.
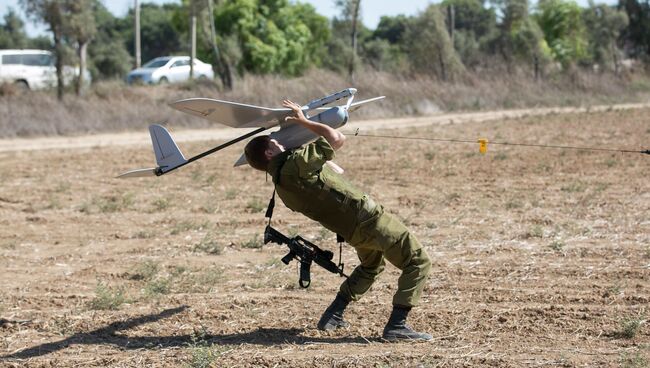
[267,137,367,240]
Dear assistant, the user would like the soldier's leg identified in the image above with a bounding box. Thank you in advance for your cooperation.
[338,248,386,302]
[319,248,385,331]
[361,211,432,306]
[384,232,432,307]
[363,211,433,341]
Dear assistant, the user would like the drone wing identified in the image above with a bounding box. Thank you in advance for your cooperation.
[169,98,291,128]
[348,96,386,112]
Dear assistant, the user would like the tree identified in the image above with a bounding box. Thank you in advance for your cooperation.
[361,15,411,73]
[20,0,67,99]
[440,0,498,67]
[535,0,588,67]
[492,0,550,79]
[172,0,234,89]
[214,0,329,76]
[619,0,650,57]
[373,15,410,45]
[404,5,465,80]
[204,0,232,89]
[64,0,96,95]
[0,9,29,49]
[87,1,132,80]
[123,3,184,64]
[583,1,628,73]
[335,0,361,82]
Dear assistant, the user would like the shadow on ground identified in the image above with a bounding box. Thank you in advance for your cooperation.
[1,306,373,360]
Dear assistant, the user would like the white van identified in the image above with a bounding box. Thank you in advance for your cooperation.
[0,49,89,90]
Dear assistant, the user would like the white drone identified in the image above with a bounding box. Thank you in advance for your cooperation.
[118,88,385,178]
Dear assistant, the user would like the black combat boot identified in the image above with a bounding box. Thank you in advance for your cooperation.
[317,293,351,331]
[382,305,432,342]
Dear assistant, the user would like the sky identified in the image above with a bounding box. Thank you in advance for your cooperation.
[0,0,616,37]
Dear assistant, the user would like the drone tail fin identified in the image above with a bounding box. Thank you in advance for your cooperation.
[117,124,188,179]
[149,124,188,171]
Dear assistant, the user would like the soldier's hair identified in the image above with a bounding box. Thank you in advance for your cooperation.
[245,135,272,171]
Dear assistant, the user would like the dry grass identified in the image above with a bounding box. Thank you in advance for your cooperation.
[2,68,650,138]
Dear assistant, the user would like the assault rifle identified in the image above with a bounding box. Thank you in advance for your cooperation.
[263,225,347,288]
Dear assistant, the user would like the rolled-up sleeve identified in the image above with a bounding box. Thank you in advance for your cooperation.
[294,137,335,177]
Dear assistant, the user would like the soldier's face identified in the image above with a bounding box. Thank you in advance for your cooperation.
[265,139,285,159]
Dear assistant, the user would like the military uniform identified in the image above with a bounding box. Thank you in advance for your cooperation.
[267,138,431,307]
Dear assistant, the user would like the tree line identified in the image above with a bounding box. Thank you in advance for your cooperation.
[1,0,649,97]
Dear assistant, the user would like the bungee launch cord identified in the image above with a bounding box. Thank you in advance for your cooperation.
[347,129,650,156]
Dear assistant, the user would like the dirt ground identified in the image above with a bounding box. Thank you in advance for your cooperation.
[0,107,648,367]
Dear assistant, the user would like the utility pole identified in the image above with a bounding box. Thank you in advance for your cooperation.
[134,0,141,68]
[190,0,196,80]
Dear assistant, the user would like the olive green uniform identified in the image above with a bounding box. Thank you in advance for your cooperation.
[267,138,431,307]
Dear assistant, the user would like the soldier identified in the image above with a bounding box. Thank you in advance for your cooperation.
[244,99,432,342]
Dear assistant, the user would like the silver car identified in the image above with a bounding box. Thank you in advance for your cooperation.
[126,56,214,85]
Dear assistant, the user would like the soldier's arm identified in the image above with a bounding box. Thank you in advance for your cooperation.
[282,99,346,150]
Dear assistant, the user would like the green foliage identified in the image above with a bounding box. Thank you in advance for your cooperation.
[194,234,224,255]
[362,15,410,72]
[582,1,628,70]
[88,193,135,213]
[404,5,465,80]
[170,220,209,235]
[549,239,565,251]
[144,277,171,296]
[186,345,220,368]
[373,15,410,44]
[616,317,645,339]
[511,17,550,62]
[444,0,497,37]
[245,198,265,213]
[64,0,96,44]
[87,1,132,79]
[121,3,184,65]
[361,38,408,72]
[129,260,160,281]
[0,9,29,48]
[535,0,588,66]
[87,282,127,310]
[489,0,551,74]
[241,234,261,249]
[620,0,650,57]
[442,0,499,66]
[214,0,329,76]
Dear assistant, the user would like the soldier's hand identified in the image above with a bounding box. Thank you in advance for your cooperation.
[283,99,307,123]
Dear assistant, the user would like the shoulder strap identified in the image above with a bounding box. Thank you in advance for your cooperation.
[265,190,276,225]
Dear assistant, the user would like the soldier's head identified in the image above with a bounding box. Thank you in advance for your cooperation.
[245,135,285,171]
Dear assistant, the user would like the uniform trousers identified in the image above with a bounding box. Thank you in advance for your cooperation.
[338,199,432,307]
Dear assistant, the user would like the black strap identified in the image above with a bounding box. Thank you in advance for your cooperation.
[265,190,276,225]
[336,234,344,273]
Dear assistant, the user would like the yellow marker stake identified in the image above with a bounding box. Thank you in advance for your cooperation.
[478,138,488,154]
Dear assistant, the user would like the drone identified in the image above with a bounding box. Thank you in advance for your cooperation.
[118,88,385,178]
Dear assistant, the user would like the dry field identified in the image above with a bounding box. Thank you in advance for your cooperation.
[0,107,648,367]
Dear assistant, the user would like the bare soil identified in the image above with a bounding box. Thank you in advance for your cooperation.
[0,107,648,367]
